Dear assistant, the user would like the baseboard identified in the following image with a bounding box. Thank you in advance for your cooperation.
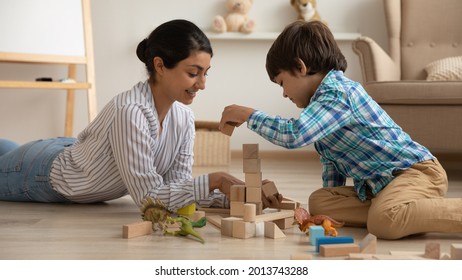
[230,150,461,170]
[433,153,462,171]
[231,149,319,160]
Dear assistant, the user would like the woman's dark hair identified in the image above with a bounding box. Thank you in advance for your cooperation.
[266,20,347,81]
[136,19,213,77]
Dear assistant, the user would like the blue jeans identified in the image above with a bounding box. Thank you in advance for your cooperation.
[0,137,76,202]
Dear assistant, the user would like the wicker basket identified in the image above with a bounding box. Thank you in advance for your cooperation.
[193,121,231,166]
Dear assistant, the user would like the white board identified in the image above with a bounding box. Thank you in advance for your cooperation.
[0,0,85,57]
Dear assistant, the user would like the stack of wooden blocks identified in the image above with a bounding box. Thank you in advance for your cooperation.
[221,144,293,239]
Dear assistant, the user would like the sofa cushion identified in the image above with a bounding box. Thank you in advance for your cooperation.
[425,56,462,81]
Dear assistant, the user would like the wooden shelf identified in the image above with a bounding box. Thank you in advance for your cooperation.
[0,80,91,90]
[205,31,360,41]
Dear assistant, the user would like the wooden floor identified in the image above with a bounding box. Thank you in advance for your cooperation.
[0,152,461,260]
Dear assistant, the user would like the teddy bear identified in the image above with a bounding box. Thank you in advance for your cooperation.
[290,0,323,22]
[213,0,255,34]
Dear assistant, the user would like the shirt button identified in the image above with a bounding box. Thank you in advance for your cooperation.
[252,124,257,129]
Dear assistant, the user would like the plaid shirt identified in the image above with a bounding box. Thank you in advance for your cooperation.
[248,70,434,201]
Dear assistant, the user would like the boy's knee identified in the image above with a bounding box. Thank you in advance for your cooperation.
[308,188,328,214]
[367,212,404,240]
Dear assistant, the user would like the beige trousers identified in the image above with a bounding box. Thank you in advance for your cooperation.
[308,159,462,239]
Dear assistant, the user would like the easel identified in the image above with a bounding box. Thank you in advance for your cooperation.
[0,0,96,136]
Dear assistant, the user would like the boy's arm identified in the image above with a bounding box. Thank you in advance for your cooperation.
[218,104,255,131]
[320,156,346,187]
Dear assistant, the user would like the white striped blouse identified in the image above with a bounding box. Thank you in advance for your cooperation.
[49,80,228,211]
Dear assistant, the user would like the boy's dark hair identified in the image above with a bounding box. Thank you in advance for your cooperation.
[136,19,213,78]
[266,20,347,81]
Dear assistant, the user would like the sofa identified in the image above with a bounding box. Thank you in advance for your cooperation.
[352,0,462,154]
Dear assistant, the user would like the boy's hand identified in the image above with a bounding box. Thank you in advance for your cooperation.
[219,104,255,131]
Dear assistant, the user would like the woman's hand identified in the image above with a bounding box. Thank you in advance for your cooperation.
[208,172,244,197]
[218,104,255,131]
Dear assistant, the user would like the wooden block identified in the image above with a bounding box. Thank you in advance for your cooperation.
[242,143,259,159]
[283,197,302,208]
[309,225,324,246]
[254,210,294,223]
[264,221,286,239]
[424,242,440,259]
[320,244,360,257]
[243,203,257,222]
[278,200,297,210]
[359,233,377,254]
[221,217,242,236]
[262,181,278,198]
[316,236,354,252]
[245,172,262,187]
[230,201,245,217]
[246,187,261,203]
[254,202,263,215]
[220,122,235,136]
[233,220,256,239]
[122,221,153,239]
[255,222,265,237]
[440,253,451,260]
[206,215,223,229]
[243,158,261,173]
[273,217,294,229]
[290,253,313,260]
[230,185,246,202]
[197,207,230,215]
[191,210,205,222]
[451,243,462,260]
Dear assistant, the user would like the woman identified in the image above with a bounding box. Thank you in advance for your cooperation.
[0,19,243,212]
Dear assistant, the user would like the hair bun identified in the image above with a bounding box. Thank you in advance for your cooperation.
[136,38,148,63]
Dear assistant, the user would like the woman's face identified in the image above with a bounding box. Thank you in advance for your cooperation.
[159,51,211,105]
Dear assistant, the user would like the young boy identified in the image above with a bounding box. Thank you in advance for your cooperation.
[219,20,462,240]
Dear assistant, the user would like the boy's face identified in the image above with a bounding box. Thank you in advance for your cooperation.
[273,64,324,108]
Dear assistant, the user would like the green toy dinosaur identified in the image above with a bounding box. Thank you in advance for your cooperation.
[140,197,206,243]
[164,216,207,244]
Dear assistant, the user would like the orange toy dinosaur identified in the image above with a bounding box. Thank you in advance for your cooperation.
[294,207,344,236]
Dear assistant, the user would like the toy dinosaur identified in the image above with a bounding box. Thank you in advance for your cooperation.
[164,216,207,244]
[140,197,206,243]
[140,197,173,231]
[294,207,344,236]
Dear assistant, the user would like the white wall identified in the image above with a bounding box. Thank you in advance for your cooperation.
[0,0,388,151]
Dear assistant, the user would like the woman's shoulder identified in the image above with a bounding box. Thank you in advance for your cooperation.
[171,102,195,123]
[113,80,152,107]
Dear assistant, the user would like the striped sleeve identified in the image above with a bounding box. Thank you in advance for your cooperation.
[108,103,196,212]
[193,175,229,209]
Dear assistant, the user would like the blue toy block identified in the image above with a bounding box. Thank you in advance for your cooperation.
[309,225,324,246]
[316,236,355,252]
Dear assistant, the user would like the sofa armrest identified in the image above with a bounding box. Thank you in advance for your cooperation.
[364,81,462,105]
[352,36,399,83]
